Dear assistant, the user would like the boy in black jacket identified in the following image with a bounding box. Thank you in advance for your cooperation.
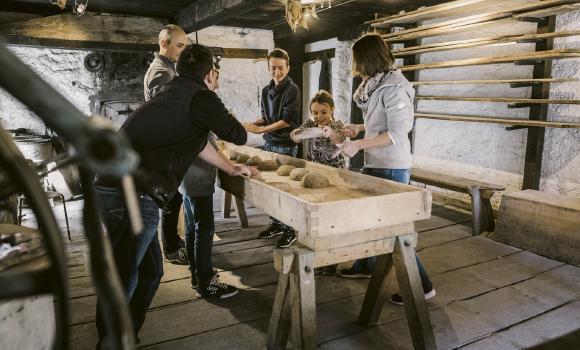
[244,48,301,248]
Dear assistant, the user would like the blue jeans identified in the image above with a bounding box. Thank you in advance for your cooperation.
[183,194,215,286]
[259,142,298,230]
[95,186,164,342]
[352,168,433,293]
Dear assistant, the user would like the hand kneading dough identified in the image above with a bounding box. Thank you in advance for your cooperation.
[227,151,240,161]
[246,155,262,166]
[258,160,279,171]
[289,168,308,181]
[300,172,330,189]
[236,154,250,163]
[277,165,296,176]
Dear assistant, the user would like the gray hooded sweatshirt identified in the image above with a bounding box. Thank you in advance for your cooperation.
[362,70,414,170]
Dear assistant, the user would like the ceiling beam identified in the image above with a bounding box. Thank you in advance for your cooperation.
[174,0,270,33]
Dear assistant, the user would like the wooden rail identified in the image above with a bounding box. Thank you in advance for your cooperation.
[399,49,580,71]
[380,0,580,41]
[415,96,580,105]
[411,78,578,86]
[415,113,580,128]
[392,30,580,57]
[366,0,488,25]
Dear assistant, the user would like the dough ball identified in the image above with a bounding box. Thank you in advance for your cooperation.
[227,151,240,161]
[289,168,308,181]
[277,165,296,176]
[236,154,249,163]
[300,172,330,189]
[246,155,262,166]
[258,160,279,171]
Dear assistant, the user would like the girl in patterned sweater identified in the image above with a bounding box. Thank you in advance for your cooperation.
[290,90,347,169]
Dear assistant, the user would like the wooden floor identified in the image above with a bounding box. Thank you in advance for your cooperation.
[32,188,580,349]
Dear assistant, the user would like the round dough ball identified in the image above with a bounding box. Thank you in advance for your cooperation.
[289,168,308,181]
[236,154,250,163]
[258,160,279,171]
[227,151,240,161]
[300,172,330,189]
[277,165,296,176]
[246,155,262,166]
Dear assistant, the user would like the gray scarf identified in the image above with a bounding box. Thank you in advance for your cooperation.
[353,70,395,113]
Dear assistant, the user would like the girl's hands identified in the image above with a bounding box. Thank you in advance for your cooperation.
[343,124,361,138]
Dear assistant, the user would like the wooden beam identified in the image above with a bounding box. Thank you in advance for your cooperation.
[523,16,556,190]
[392,30,580,57]
[416,96,580,105]
[303,48,335,62]
[0,12,166,51]
[174,0,269,33]
[414,113,580,128]
[400,49,580,71]
[411,78,578,86]
[381,0,580,41]
[513,3,580,19]
[366,0,488,26]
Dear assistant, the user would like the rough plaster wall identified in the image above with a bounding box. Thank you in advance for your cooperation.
[541,10,580,197]
[0,296,54,349]
[303,38,352,125]
[411,4,539,205]
[191,26,274,146]
[0,46,96,134]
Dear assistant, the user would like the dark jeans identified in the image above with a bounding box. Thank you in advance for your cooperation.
[259,142,298,231]
[352,168,433,293]
[182,194,215,286]
[95,186,164,345]
[160,192,183,254]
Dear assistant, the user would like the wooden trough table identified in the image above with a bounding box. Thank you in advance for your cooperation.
[217,143,436,350]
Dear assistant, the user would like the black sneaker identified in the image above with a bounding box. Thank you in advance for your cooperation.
[388,289,437,306]
[190,269,219,288]
[338,267,371,279]
[276,230,296,248]
[196,277,239,299]
[165,247,188,265]
[258,224,284,239]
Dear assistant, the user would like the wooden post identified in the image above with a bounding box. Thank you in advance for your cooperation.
[267,253,294,350]
[289,250,317,350]
[234,196,248,228]
[523,16,556,190]
[357,254,394,326]
[221,191,232,218]
[393,234,436,350]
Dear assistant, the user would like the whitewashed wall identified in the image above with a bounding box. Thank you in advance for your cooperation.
[541,10,580,196]
[0,47,96,133]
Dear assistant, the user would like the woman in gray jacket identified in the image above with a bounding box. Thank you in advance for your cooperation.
[337,33,436,306]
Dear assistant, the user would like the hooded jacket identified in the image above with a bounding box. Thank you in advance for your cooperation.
[362,69,414,169]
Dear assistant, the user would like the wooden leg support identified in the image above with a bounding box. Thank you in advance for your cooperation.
[221,191,232,219]
[268,249,317,350]
[234,196,248,228]
[393,234,436,350]
[358,254,393,326]
[468,186,495,235]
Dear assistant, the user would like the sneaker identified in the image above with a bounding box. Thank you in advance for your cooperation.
[388,289,437,306]
[190,269,219,288]
[338,267,371,279]
[165,247,188,265]
[196,277,239,299]
[258,224,284,239]
[276,230,296,248]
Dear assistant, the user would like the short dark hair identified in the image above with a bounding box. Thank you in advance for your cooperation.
[309,90,334,111]
[352,33,395,77]
[268,48,290,66]
[176,44,214,79]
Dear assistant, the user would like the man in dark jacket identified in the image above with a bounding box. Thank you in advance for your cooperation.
[144,24,190,265]
[94,44,253,347]
[244,48,301,248]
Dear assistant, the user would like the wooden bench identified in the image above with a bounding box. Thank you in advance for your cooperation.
[411,167,505,235]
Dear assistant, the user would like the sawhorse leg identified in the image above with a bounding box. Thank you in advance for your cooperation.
[468,186,495,235]
[221,191,232,218]
[234,195,248,228]
[221,191,248,228]
[268,249,317,350]
[358,233,436,350]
